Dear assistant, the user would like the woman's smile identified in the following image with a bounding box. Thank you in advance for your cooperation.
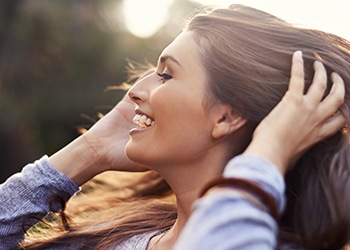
[133,113,154,128]
[129,112,155,135]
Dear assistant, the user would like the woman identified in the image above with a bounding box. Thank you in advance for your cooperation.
[0,4,349,249]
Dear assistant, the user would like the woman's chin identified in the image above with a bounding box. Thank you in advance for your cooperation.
[125,143,150,167]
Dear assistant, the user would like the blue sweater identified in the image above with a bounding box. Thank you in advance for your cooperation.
[0,155,285,249]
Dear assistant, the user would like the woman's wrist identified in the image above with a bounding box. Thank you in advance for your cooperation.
[243,140,288,175]
[49,135,102,186]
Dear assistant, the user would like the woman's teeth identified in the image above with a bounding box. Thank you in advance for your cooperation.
[133,114,154,128]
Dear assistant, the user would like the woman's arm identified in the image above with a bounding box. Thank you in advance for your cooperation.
[0,94,141,248]
[0,156,79,248]
[0,69,155,247]
[174,51,346,249]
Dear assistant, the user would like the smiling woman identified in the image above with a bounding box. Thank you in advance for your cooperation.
[122,0,174,38]
[1,3,350,250]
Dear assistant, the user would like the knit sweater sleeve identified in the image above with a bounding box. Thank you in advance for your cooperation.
[174,155,285,250]
[0,156,79,249]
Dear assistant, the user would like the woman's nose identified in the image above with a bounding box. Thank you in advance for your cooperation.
[128,69,156,104]
[128,79,148,105]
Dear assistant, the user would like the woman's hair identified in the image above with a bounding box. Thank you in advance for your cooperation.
[22,171,176,249]
[23,4,350,249]
[185,4,350,249]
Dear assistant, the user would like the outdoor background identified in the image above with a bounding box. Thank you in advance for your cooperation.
[1,0,349,182]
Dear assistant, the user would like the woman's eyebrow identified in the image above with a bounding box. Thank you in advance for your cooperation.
[159,55,182,68]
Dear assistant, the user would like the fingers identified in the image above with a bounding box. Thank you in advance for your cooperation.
[306,61,327,104]
[294,50,346,123]
[288,51,305,94]
[319,72,345,118]
[317,72,346,142]
[330,72,345,100]
[318,112,347,140]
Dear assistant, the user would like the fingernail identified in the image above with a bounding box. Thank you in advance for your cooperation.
[294,50,302,58]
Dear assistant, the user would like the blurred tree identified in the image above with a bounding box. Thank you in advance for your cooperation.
[0,0,202,182]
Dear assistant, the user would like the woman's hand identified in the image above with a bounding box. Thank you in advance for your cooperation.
[81,91,148,172]
[50,69,155,185]
[244,51,347,174]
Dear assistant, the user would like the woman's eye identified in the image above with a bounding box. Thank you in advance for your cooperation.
[157,72,172,83]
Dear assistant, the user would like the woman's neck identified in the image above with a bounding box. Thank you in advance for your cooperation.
[151,146,231,249]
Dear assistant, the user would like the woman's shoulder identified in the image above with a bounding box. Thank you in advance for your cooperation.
[111,230,162,250]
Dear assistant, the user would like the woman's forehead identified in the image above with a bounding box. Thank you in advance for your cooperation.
[159,32,196,60]
[157,31,201,70]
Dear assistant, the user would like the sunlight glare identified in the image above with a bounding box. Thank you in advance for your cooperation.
[193,0,350,40]
[122,0,174,38]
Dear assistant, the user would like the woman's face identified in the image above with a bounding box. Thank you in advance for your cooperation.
[126,31,218,168]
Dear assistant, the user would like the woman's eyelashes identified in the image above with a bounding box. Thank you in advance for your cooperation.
[157,72,172,83]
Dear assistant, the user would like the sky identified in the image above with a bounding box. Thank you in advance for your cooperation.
[122,0,350,40]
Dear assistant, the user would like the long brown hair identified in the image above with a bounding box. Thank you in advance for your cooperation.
[23,5,350,249]
[22,171,175,249]
[186,4,350,249]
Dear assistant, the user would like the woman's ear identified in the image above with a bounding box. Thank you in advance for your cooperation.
[212,105,247,139]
